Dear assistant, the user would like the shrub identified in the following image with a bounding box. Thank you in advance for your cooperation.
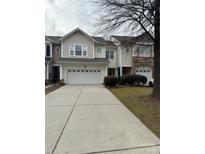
[135,75,147,85]
[149,81,153,87]
[104,76,118,86]
[120,74,147,85]
[121,75,136,85]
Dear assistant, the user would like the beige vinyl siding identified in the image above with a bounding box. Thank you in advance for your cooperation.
[62,32,94,58]
[95,46,106,58]
[106,47,117,68]
[121,46,132,66]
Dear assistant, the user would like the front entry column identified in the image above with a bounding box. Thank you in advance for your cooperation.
[120,66,123,76]
[60,65,63,80]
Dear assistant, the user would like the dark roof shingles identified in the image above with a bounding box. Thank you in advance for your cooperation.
[46,36,62,42]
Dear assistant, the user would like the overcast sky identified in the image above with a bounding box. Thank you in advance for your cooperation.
[45,0,135,37]
[45,0,99,36]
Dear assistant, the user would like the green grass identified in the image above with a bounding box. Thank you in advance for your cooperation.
[109,86,160,138]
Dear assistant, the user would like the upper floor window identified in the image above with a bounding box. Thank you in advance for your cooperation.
[69,44,87,56]
[46,45,50,57]
[75,45,82,56]
[70,45,74,56]
[106,50,114,59]
[97,47,102,53]
[135,45,152,57]
[83,45,87,56]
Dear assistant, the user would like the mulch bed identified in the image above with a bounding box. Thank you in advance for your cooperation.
[45,84,64,95]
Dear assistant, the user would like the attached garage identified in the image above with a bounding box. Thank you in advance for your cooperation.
[67,69,102,84]
[56,58,109,85]
[136,66,153,83]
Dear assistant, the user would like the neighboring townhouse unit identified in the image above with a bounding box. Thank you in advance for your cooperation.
[45,28,154,84]
[111,33,154,82]
[45,36,61,83]
[132,33,154,82]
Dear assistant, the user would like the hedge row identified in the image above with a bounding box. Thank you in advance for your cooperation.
[104,75,147,86]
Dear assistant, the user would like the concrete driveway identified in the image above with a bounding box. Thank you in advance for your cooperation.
[46,85,160,154]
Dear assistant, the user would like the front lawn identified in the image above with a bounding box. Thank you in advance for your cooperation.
[109,87,160,138]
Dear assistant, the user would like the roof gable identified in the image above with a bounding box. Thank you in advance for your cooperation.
[60,28,96,42]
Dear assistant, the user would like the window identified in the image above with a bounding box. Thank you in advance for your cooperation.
[138,45,152,57]
[70,44,87,56]
[106,50,114,59]
[97,47,101,53]
[46,45,50,57]
[83,45,87,56]
[70,45,74,56]
[75,45,82,56]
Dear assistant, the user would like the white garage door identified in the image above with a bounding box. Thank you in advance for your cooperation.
[67,69,102,84]
[136,66,152,83]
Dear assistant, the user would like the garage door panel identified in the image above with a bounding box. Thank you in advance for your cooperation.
[67,69,102,84]
[135,66,152,83]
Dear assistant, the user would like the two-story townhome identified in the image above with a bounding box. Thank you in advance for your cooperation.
[132,33,154,82]
[45,28,154,84]
[45,28,117,84]
[110,33,154,82]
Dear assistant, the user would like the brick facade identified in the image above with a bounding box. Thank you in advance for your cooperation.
[131,57,154,76]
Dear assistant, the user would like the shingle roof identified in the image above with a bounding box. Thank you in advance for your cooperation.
[135,33,153,43]
[45,58,52,63]
[56,58,109,64]
[91,37,105,42]
[112,35,136,42]
[112,32,154,44]
[92,37,115,46]
[45,35,115,46]
[46,36,62,42]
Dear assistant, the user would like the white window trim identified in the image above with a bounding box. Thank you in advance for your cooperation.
[133,45,152,57]
[106,50,114,59]
[69,45,75,56]
[61,41,64,58]
[69,44,88,57]
[50,43,52,58]
[96,47,102,53]
[45,43,52,58]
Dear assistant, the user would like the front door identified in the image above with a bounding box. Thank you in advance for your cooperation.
[53,66,60,83]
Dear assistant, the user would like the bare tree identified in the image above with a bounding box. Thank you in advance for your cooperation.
[91,0,160,98]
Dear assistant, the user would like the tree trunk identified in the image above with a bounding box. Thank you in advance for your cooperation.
[152,0,160,98]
